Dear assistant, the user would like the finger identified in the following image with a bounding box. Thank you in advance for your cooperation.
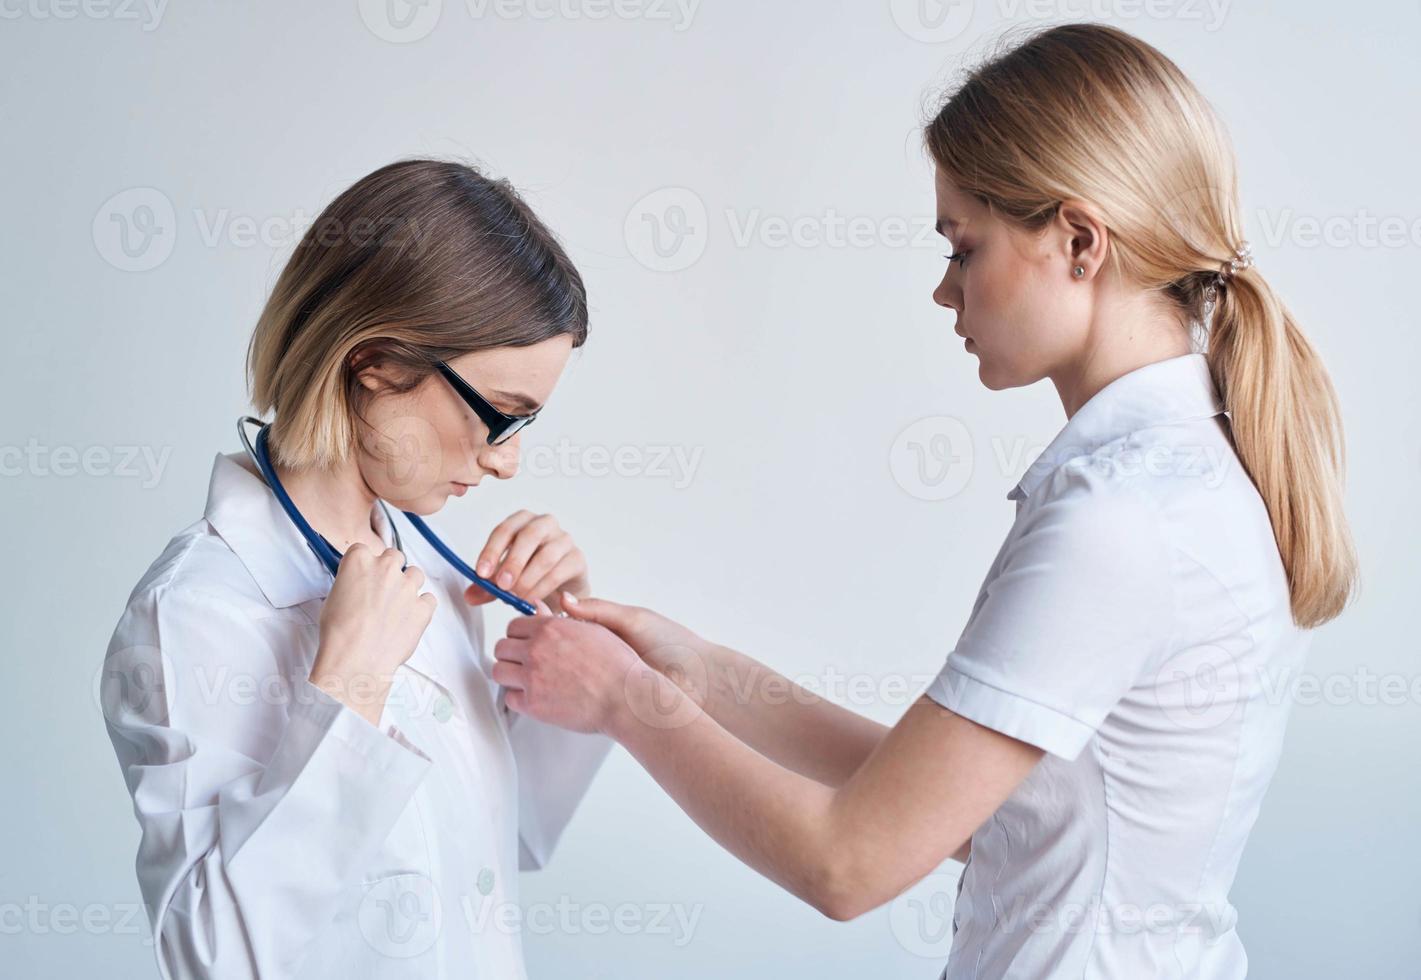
[511,536,574,598]
[504,688,527,714]
[532,598,554,616]
[491,660,527,690]
[494,637,528,664]
[505,615,542,639]
[562,594,632,631]
[463,582,497,606]
[521,549,586,605]
[493,515,558,590]
[416,592,438,627]
[475,510,538,579]
[403,564,426,592]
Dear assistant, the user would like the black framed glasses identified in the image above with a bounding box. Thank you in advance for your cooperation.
[435,360,540,446]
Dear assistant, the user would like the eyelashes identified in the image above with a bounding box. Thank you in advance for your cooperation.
[944,250,969,267]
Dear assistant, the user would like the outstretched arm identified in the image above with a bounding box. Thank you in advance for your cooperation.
[494,616,1033,917]
[678,640,891,787]
[554,597,890,786]
[553,596,972,862]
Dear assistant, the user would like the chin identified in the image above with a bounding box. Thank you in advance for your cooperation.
[976,362,1024,392]
[386,490,448,516]
[973,355,1004,390]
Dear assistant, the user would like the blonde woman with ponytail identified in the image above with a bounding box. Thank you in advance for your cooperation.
[494,24,1356,978]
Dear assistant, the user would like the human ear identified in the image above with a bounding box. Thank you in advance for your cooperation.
[348,342,410,393]
[1055,200,1109,281]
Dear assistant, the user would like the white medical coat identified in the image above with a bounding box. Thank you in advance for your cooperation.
[101,450,612,979]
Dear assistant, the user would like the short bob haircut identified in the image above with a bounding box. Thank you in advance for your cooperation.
[247,158,588,468]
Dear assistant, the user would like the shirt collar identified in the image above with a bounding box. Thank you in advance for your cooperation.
[1008,353,1226,502]
[203,451,395,609]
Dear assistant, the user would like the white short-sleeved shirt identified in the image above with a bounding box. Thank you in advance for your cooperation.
[102,451,612,980]
[925,353,1310,980]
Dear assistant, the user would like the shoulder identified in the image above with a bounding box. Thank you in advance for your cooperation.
[1020,446,1171,552]
[1004,439,1182,639]
[1024,416,1237,541]
[112,519,289,648]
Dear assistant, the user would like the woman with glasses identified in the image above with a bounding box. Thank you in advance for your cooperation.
[100,159,610,979]
[493,24,1358,979]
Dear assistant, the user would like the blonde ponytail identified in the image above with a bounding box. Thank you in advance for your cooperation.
[1207,267,1357,627]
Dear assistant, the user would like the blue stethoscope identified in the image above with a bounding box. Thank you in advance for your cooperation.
[238,416,538,616]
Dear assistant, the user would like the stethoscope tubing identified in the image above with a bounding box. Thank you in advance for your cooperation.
[238,417,538,616]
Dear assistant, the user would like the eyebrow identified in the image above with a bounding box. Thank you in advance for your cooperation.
[935,217,960,238]
[488,389,542,414]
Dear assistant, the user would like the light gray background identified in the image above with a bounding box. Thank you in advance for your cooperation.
[3,1,1417,977]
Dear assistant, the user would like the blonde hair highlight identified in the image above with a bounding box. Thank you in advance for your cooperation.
[247,159,588,470]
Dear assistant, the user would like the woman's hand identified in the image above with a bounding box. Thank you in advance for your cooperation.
[559,594,715,689]
[310,544,438,726]
[493,613,650,735]
[467,510,589,610]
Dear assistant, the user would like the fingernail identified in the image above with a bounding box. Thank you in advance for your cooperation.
[498,572,513,588]
[562,591,580,606]
[477,561,491,577]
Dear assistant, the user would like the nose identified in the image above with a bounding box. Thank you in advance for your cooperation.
[933,267,962,314]
[477,433,520,481]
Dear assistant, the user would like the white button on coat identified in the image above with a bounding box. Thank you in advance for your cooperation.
[101,451,613,980]
[926,354,1310,980]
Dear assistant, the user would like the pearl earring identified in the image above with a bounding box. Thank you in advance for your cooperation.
[1072,265,1085,279]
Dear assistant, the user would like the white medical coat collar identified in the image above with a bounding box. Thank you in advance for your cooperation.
[203,451,397,609]
[1008,352,1226,502]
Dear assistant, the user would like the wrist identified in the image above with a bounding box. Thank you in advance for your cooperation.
[603,663,700,742]
[309,658,393,727]
[643,636,723,688]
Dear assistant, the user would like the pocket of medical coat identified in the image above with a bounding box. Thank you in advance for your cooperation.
[365,673,440,870]
[354,871,444,963]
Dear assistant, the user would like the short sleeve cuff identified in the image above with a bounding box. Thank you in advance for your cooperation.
[924,663,1095,761]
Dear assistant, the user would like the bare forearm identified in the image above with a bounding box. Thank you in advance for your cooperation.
[692,643,889,786]
[679,644,969,861]
[607,669,853,915]
[607,673,974,916]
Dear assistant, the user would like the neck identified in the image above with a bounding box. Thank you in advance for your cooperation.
[274,454,386,553]
[1051,290,1191,418]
